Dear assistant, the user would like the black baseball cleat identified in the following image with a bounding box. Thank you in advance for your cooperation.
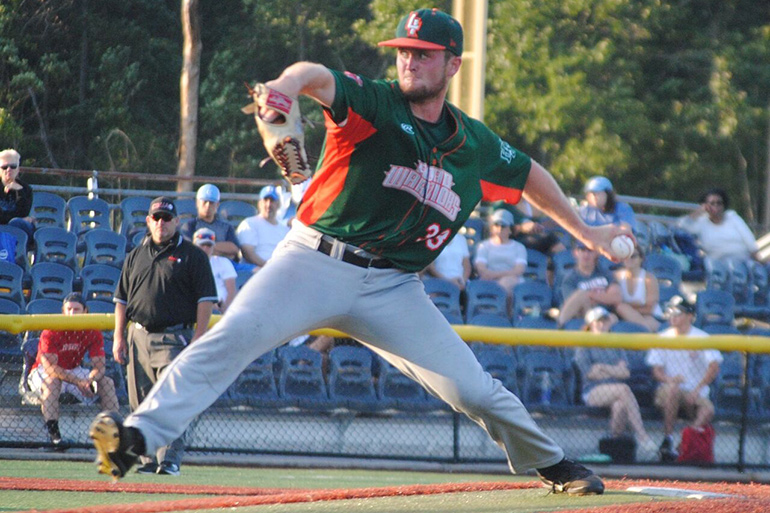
[537,458,605,495]
[89,412,145,481]
[659,435,678,463]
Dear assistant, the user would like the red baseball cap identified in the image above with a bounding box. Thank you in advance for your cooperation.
[378,8,463,56]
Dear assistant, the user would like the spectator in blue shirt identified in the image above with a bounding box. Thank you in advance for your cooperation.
[579,176,637,231]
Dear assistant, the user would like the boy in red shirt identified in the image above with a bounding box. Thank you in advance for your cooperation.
[27,293,119,449]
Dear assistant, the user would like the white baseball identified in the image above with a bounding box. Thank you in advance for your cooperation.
[610,235,635,259]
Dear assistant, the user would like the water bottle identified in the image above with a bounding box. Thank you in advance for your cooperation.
[539,371,551,405]
[530,303,541,318]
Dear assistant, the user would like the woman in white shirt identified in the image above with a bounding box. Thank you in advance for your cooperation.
[677,188,759,262]
[474,209,527,298]
[614,247,662,332]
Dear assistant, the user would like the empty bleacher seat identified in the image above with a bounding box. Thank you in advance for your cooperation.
[277,345,330,409]
[29,262,74,302]
[80,264,121,302]
[33,226,78,271]
[519,349,573,409]
[327,346,379,411]
[30,192,67,229]
[512,280,552,323]
[465,279,507,321]
[25,298,62,314]
[0,261,26,308]
[117,196,151,239]
[472,343,518,395]
[643,253,682,304]
[695,289,735,328]
[227,350,284,408]
[66,196,113,236]
[523,248,548,283]
[82,229,127,269]
[423,277,462,317]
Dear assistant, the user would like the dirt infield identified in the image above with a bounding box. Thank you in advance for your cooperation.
[3,477,770,513]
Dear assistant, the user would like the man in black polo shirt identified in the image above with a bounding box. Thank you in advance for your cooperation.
[112,196,217,476]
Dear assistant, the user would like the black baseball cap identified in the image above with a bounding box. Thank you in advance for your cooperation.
[148,196,177,217]
[378,8,463,56]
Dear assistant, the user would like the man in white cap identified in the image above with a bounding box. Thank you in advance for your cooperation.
[181,184,240,261]
[236,185,289,271]
[193,227,237,312]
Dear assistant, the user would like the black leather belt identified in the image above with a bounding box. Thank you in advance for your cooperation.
[317,238,394,269]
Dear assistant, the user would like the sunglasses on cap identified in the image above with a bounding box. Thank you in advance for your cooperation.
[0,164,18,170]
[151,213,174,222]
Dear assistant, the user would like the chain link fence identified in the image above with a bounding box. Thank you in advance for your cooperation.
[1,318,768,471]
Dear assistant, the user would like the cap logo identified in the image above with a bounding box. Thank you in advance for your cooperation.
[152,200,174,212]
[405,12,423,38]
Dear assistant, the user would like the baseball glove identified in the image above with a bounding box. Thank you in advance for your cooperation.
[242,83,312,185]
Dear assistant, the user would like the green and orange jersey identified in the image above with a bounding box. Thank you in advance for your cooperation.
[296,69,532,272]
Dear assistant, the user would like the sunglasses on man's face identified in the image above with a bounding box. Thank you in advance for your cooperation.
[151,213,174,222]
[0,164,18,170]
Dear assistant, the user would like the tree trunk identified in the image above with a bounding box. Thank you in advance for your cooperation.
[177,0,201,193]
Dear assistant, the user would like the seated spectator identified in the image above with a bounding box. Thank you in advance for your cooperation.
[236,185,290,271]
[473,209,527,298]
[424,232,471,291]
[557,242,621,327]
[194,228,237,313]
[646,295,722,462]
[181,184,241,261]
[578,176,637,231]
[614,246,662,332]
[576,307,657,453]
[0,148,35,240]
[676,188,759,262]
[25,293,119,450]
[494,200,566,256]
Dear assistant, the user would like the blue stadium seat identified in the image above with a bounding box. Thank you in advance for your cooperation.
[327,346,379,411]
[696,289,735,328]
[551,249,575,305]
[441,310,464,325]
[80,264,121,302]
[610,320,651,333]
[524,248,548,283]
[702,324,741,336]
[423,277,462,317]
[0,297,21,314]
[643,253,683,304]
[86,299,115,314]
[520,349,572,409]
[277,345,330,409]
[714,351,762,418]
[227,350,284,408]
[174,198,198,223]
[514,316,558,330]
[0,261,26,308]
[467,312,511,327]
[633,220,651,254]
[472,343,518,395]
[740,261,770,320]
[33,226,78,271]
[30,192,67,229]
[465,279,507,321]
[66,196,113,236]
[25,298,62,314]
[219,200,257,230]
[512,280,552,323]
[376,357,443,412]
[29,262,74,302]
[704,257,731,292]
[235,268,254,290]
[727,258,752,314]
[561,318,585,331]
[82,229,127,269]
[118,196,151,239]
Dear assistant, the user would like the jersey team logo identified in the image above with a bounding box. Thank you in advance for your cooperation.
[405,12,423,38]
[343,71,363,87]
[382,161,461,221]
[500,140,517,164]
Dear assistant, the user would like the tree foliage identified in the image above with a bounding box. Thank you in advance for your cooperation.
[0,1,768,221]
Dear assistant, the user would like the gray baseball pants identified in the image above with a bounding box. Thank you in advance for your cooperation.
[126,222,564,473]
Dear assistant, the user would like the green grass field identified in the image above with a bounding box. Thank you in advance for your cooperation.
[0,459,669,513]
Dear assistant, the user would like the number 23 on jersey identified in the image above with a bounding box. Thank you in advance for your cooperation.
[417,223,451,251]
